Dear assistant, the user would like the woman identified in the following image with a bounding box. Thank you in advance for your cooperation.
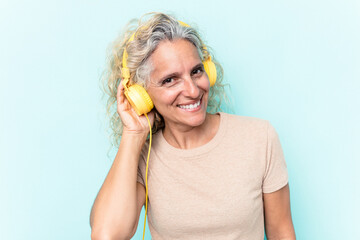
[90,12,296,240]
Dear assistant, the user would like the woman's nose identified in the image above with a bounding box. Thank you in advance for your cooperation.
[182,77,200,98]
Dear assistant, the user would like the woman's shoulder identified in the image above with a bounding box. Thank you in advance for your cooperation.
[219,112,270,129]
[218,112,274,144]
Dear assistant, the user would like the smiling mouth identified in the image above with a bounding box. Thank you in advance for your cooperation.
[177,96,202,110]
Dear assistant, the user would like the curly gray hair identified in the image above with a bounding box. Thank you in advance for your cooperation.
[101,12,227,148]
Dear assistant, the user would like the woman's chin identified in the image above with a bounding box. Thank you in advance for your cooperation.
[178,109,207,128]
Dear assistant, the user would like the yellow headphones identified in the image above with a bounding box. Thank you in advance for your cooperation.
[121,20,217,115]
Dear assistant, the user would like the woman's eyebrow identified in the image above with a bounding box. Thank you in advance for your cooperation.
[159,71,181,81]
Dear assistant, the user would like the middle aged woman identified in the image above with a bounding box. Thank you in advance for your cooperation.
[90,12,296,240]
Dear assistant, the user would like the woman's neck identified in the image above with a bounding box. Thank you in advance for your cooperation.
[162,113,220,149]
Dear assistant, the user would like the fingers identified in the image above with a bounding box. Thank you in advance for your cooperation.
[117,80,139,118]
[117,80,154,124]
[117,80,129,112]
[116,80,124,103]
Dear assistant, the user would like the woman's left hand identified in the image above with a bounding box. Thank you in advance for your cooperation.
[263,184,296,240]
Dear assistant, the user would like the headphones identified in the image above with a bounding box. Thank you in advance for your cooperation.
[121,20,217,116]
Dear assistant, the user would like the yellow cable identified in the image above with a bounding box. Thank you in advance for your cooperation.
[143,113,152,240]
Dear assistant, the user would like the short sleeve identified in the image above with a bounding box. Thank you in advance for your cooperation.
[262,121,289,193]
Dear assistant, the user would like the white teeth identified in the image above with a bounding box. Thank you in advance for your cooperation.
[178,100,200,109]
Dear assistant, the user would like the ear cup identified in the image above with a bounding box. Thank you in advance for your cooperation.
[124,84,154,115]
[203,59,217,87]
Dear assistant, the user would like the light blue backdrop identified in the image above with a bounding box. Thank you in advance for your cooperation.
[1,0,359,239]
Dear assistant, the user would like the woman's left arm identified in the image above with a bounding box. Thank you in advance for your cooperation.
[263,184,296,240]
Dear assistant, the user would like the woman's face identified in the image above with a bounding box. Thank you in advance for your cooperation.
[147,39,210,130]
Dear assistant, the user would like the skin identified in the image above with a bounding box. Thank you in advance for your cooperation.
[90,38,295,240]
[264,184,296,239]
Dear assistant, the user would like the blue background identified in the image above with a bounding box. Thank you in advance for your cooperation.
[1,0,359,239]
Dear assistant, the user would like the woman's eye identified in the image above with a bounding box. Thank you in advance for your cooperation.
[162,78,174,85]
[192,67,204,75]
